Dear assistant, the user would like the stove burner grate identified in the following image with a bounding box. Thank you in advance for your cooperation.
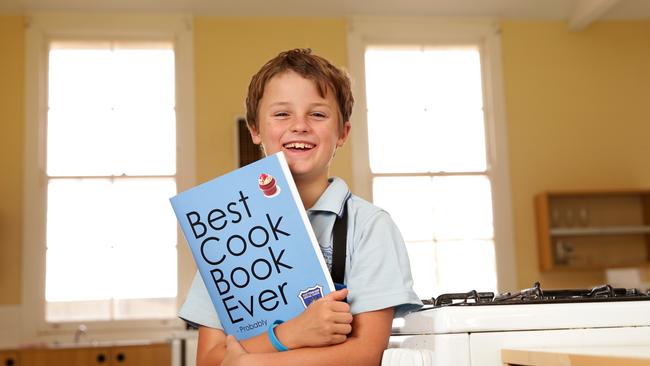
[422,282,650,308]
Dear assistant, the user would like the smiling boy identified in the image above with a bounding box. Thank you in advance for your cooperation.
[179,49,421,366]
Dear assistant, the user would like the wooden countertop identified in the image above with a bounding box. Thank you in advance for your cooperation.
[502,346,650,366]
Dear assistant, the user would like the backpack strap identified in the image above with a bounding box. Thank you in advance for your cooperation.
[330,199,348,285]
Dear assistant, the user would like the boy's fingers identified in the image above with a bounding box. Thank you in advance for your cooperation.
[333,323,353,335]
[332,310,353,324]
[321,288,348,302]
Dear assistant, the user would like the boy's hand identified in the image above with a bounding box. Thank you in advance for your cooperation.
[221,335,251,366]
[276,288,353,349]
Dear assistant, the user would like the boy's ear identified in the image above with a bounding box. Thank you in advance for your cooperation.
[336,121,352,147]
[248,124,262,145]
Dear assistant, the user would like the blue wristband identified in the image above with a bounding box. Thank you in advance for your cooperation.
[268,320,288,352]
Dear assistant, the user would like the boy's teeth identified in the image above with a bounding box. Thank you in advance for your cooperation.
[285,142,314,149]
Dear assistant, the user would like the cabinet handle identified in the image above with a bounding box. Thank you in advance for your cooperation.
[116,352,126,362]
[97,353,107,363]
[5,358,14,366]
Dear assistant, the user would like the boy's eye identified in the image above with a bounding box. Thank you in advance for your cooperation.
[273,112,290,117]
[311,112,327,118]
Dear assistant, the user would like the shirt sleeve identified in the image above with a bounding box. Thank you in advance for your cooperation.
[345,208,423,318]
[178,271,223,329]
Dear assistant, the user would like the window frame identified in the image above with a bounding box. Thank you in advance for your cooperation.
[23,14,196,339]
[346,17,517,293]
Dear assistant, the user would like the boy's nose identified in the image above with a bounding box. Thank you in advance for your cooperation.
[290,115,311,133]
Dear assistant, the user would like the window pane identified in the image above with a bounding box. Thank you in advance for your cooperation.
[47,178,115,250]
[405,240,497,299]
[429,109,486,172]
[46,177,177,305]
[47,46,175,176]
[112,48,175,108]
[47,107,176,176]
[405,241,438,299]
[112,247,177,299]
[431,176,494,240]
[365,48,483,112]
[49,48,113,109]
[48,47,174,109]
[46,246,114,302]
[373,176,434,242]
[373,175,493,241]
[47,178,177,250]
[365,47,487,173]
[111,178,178,249]
[434,240,497,294]
[47,108,116,176]
[367,109,434,173]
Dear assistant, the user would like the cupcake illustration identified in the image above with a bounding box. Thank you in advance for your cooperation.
[258,173,281,198]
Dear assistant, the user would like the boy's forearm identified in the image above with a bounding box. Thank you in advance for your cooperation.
[241,334,388,366]
[197,326,277,366]
[237,308,393,366]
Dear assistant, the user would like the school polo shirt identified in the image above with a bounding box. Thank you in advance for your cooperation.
[178,177,422,329]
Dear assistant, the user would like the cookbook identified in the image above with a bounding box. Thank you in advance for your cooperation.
[170,152,334,340]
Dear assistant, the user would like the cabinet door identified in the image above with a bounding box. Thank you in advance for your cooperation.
[0,351,19,366]
[110,344,170,366]
[20,348,111,366]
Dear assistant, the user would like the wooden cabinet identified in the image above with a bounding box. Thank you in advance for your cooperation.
[19,343,170,366]
[0,351,19,366]
[20,347,111,366]
[535,190,650,271]
[109,344,170,366]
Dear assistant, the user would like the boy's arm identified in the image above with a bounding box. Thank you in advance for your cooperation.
[196,289,353,366]
[223,307,394,366]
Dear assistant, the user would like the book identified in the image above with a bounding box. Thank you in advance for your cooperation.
[170,152,335,340]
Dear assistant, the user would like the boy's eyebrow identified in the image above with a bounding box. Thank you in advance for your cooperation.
[269,102,291,107]
[268,101,333,109]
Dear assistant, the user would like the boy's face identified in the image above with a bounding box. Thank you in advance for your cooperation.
[250,70,350,184]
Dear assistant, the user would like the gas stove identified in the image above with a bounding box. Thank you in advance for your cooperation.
[385,282,650,366]
[428,281,650,307]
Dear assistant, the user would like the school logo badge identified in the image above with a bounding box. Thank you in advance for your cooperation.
[298,285,324,308]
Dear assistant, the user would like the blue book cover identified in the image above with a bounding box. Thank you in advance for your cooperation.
[170,152,334,340]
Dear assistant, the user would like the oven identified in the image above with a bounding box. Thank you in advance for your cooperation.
[384,282,650,365]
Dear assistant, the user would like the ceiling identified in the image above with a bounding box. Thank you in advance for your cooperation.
[2,0,650,21]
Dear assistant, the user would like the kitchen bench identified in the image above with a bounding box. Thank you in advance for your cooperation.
[502,346,650,366]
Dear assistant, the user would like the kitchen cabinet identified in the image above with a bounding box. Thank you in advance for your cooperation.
[0,351,19,366]
[535,190,650,271]
[108,344,170,366]
[19,343,170,366]
[20,347,111,366]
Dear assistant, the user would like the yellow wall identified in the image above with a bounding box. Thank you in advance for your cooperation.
[193,17,351,184]
[501,21,650,289]
[3,16,650,308]
[0,16,24,305]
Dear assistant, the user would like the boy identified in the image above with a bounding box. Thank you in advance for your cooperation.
[179,49,421,366]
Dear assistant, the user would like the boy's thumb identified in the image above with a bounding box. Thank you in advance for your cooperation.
[322,288,348,301]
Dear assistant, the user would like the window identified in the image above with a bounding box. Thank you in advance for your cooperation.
[365,47,496,297]
[24,15,195,333]
[44,42,178,321]
[348,18,517,297]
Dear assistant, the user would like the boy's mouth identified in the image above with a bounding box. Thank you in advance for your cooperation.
[283,142,315,151]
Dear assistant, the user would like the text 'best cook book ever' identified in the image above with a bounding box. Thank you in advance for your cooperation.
[170,152,335,340]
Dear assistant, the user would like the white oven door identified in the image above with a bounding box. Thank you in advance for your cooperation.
[470,326,650,365]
